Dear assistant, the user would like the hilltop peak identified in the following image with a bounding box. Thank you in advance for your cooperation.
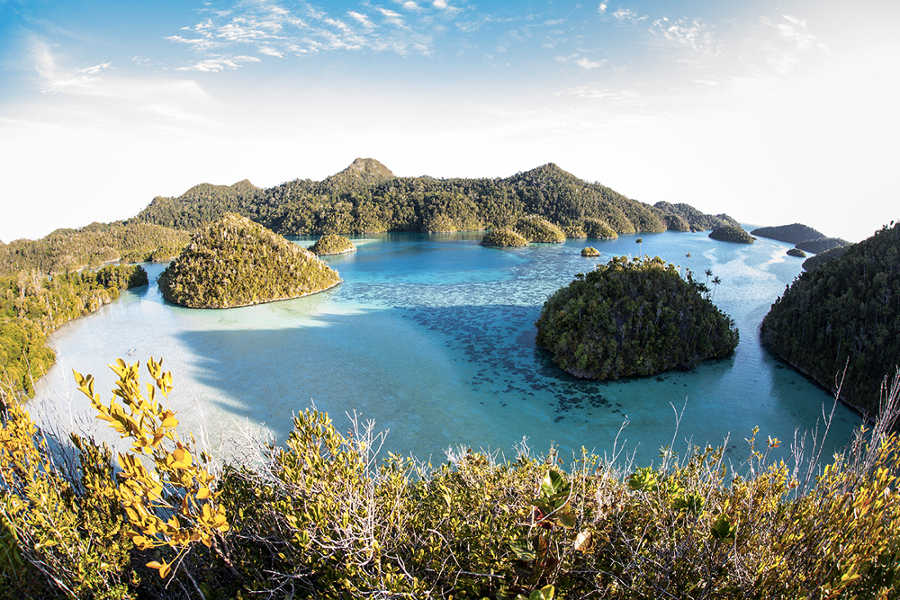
[333,158,394,180]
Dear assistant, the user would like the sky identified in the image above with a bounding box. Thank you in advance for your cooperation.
[1,0,898,244]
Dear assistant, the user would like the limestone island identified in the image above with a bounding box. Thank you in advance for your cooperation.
[310,233,356,256]
[709,225,755,244]
[581,246,600,257]
[516,215,566,243]
[786,248,807,258]
[481,228,528,247]
[158,213,341,308]
[535,256,739,379]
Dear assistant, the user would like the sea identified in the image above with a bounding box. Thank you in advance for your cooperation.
[31,229,862,470]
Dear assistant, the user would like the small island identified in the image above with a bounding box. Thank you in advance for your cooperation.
[536,256,739,379]
[481,228,528,247]
[581,246,600,257]
[709,225,755,244]
[310,233,356,256]
[158,214,341,309]
[516,215,566,243]
[786,248,807,258]
[751,223,825,244]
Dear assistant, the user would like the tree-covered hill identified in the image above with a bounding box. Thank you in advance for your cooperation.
[653,202,739,231]
[0,222,190,277]
[802,245,849,271]
[761,222,900,414]
[709,225,755,244]
[535,256,739,379]
[750,223,825,244]
[309,233,356,256]
[0,264,147,400]
[132,179,266,230]
[796,237,850,254]
[129,160,733,239]
[158,214,341,309]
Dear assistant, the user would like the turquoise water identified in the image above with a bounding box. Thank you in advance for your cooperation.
[32,230,861,467]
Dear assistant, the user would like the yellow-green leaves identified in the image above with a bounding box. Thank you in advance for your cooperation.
[74,357,228,578]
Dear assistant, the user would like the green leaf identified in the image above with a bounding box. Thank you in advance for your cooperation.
[510,540,536,561]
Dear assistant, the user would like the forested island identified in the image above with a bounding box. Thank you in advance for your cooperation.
[0,264,147,400]
[309,233,356,256]
[751,223,825,244]
[158,214,341,309]
[131,158,737,239]
[708,225,755,244]
[535,256,739,379]
[761,222,900,415]
[3,160,900,599]
[750,223,850,262]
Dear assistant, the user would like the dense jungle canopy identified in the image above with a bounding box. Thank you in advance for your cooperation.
[535,256,739,379]
[157,214,341,309]
[131,159,737,238]
[761,222,900,414]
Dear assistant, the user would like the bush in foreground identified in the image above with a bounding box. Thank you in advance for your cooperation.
[1,358,899,599]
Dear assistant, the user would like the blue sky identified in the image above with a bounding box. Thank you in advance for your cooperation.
[1,0,898,243]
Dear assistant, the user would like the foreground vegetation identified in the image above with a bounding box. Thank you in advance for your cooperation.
[1,357,898,599]
[0,265,148,400]
[762,222,900,414]
[158,214,341,309]
[536,256,739,379]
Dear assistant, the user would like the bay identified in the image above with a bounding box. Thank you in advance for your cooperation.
[31,230,861,468]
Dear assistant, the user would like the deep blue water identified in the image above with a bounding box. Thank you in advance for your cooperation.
[32,230,861,467]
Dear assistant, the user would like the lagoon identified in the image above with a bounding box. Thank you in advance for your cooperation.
[32,230,861,467]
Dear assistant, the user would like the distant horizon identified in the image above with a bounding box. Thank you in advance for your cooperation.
[0,156,871,244]
[3,1,897,244]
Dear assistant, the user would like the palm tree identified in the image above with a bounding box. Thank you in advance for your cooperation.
[636,238,643,260]
[685,252,692,276]
[711,275,722,300]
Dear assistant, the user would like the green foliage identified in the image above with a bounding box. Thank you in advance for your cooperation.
[580,217,618,239]
[750,223,826,244]
[535,256,739,379]
[482,228,529,247]
[803,244,849,271]
[130,159,736,239]
[0,222,189,277]
[761,222,900,414]
[786,247,807,258]
[158,213,342,309]
[516,215,566,243]
[309,233,356,256]
[653,202,740,231]
[0,264,148,400]
[2,357,900,598]
[581,247,600,257]
[796,236,851,254]
[708,225,755,244]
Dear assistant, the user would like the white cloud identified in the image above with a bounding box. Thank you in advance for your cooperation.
[612,8,647,24]
[378,8,406,27]
[31,40,115,95]
[650,17,717,53]
[556,53,606,70]
[761,15,827,75]
[598,3,607,13]
[349,11,375,29]
[177,55,261,72]
[258,46,284,57]
[575,56,603,69]
[433,0,448,8]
